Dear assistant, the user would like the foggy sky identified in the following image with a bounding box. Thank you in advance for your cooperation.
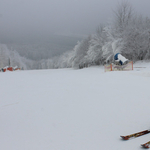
[0,0,150,38]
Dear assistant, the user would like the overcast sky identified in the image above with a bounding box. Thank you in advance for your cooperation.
[0,0,150,38]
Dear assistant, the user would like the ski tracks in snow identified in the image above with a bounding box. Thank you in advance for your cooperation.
[1,102,19,108]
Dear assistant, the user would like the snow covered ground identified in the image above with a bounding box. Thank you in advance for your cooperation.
[1,61,150,150]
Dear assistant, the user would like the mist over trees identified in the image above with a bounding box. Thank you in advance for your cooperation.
[41,2,150,69]
[0,44,31,69]
[0,1,150,70]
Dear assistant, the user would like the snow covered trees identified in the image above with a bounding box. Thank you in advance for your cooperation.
[69,1,150,67]
[37,3,150,70]
[1,1,150,70]
[72,36,91,68]
[29,1,150,69]
[0,44,10,68]
[0,44,34,70]
[113,1,133,35]
[86,26,106,65]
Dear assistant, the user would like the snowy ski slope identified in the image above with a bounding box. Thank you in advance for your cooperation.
[1,61,150,150]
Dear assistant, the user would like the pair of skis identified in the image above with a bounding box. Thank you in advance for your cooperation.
[121,129,150,148]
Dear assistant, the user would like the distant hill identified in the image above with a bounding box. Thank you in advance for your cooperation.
[0,33,82,60]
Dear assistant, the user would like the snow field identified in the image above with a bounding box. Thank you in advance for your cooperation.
[1,61,150,150]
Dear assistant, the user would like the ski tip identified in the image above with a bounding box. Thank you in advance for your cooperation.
[141,144,149,149]
[120,136,129,140]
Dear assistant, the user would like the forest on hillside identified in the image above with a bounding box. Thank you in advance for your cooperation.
[0,1,150,70]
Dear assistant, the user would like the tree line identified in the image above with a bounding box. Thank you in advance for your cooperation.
[40,1,150,69]
[0,1,150,70]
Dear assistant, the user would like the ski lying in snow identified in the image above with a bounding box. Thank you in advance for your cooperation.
[141,141,150,148]
[121,129,150,140]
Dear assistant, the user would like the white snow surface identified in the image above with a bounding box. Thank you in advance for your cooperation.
[1,61,150,150]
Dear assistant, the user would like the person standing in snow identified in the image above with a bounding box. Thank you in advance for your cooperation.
[114,53,129,65]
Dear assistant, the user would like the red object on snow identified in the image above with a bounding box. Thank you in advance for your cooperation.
[7,67,13,71]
